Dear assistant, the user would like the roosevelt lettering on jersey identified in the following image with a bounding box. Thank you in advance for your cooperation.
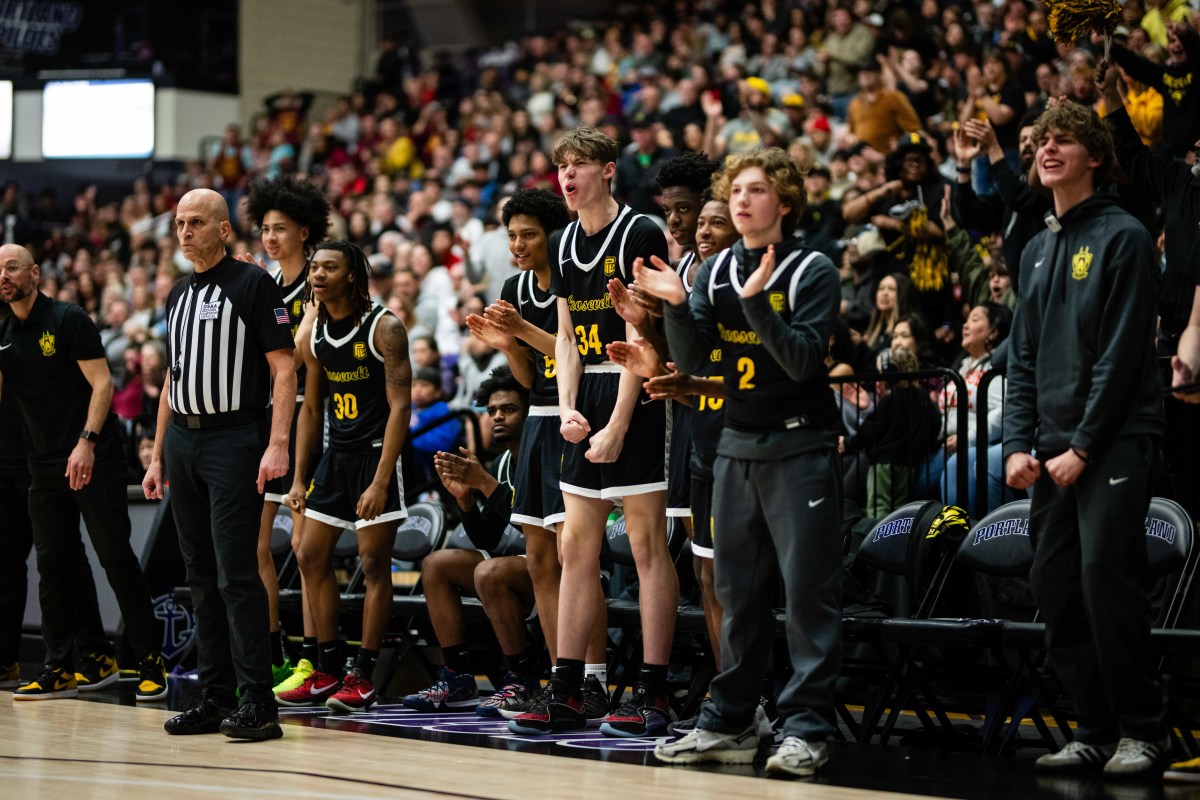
[324,365,371,383]
[549,205,668,367]
[708,247,835,433]
[313,305,392,450]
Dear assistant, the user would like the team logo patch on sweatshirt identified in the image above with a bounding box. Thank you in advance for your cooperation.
[1072,246,1093,281]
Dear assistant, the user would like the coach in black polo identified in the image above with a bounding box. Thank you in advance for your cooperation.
[0,244,164,700]
[144,189,295,741]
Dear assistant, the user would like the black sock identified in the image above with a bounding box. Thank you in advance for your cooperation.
[302,637,318,666]
[506,645,540,679]
[317,641,343,677]
[443,644,471,675]
[355,648,380,679]
[269,630,284,667]
[639,663,669,694]
[551,658,584,697]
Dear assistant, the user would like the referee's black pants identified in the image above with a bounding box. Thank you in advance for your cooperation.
[1028,435,1167,744]
[166,421,273,705]
[26,455,158,669]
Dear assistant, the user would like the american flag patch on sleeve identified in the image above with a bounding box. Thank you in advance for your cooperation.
[274,308,290,325]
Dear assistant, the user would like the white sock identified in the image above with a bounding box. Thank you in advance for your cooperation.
[585,663,608,690]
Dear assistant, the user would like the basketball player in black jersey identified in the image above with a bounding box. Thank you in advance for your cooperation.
[611,191,737,685]
[640,149,843,777]
[279,241,411,713]
[508,128,676,738]
[241,176,331,692]
[467,189,611,721]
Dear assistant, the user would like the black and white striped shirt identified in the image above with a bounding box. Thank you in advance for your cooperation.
[165,256,295,416]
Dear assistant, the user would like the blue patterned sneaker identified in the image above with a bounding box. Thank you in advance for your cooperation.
[599,681,676,738]
[476,673,538,718]
[402,667,478,712]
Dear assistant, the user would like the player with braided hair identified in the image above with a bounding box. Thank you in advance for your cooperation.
[278,240,412,713]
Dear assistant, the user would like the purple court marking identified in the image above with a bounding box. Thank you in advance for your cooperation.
[284,703,674,754]
[557,738,668,751]
[424,721,511,734]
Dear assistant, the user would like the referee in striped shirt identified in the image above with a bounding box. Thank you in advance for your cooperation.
[143,189,295,741]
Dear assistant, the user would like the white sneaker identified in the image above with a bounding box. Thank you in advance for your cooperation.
[654,725,760,765]
[765,736,828,777]
[1103,736,1170,776]
[1034,740,1117,772]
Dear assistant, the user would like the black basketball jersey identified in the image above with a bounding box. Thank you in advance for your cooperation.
[676,249,722,476]
[500,270,558,407]
[312,304,393,451]
[706,246,838,433]
[275,264,308,399]
[675,250,697,293]
[549,204,669,367]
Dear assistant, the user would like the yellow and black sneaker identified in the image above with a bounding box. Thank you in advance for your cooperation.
[1166,756,1200,783]
[135,653,168,702]
[13,665,78,701]
[75,652,119,692]
[0,663,19,690]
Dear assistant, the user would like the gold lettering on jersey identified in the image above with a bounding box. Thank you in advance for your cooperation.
[567,294,614,312]
[709,348,722,362]
[1071,246,1092,281]
[1164,72,1193,105]
[38,331,55,357]
[717,322,761,346]
[353,342,367,360]
[769,292,785,312]
[292,299,302,317]
[604,256,616,276]
[325,365,370,382]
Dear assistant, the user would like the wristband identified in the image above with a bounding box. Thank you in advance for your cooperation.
[1070,446,1090,464]
[956,166,972,174]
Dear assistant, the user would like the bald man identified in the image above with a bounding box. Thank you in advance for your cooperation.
[146,190,296,740]
[0,244,166,701]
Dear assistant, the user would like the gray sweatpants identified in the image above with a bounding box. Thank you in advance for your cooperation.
[698,447,843,739]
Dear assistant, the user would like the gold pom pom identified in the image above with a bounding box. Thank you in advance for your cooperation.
[1043,0,1121,45]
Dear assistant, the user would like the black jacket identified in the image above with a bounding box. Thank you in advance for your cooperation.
[1107,105,1200,336]
[1003,194,1164,461]
[951,158,1052,298]
[1112,29,1200,158]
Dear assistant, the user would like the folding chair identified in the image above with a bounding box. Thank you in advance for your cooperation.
[837,500,961,743]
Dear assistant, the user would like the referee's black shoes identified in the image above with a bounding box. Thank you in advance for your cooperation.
[164,690,234,734]
[220,699,283,741]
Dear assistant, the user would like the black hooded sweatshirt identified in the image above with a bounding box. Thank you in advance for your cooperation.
[1003,194,1164,461]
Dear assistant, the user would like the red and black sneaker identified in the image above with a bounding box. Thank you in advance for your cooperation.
[507,682,586,735]
[275,669,342,707]
[600,681,676,738]
[325,669,377,713]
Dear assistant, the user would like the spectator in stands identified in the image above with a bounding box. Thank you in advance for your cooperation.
[951,115,1049,299]
[844,134,949,332]
[1111,20,1200,158]
[846,60,923,154]
[708,77,792,158]
[841,344,940,518]
[937,303,1013,514]
[614,112,679,218]
[820,6,876,118]
[862,272,918,356]
[410,366,464,484]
